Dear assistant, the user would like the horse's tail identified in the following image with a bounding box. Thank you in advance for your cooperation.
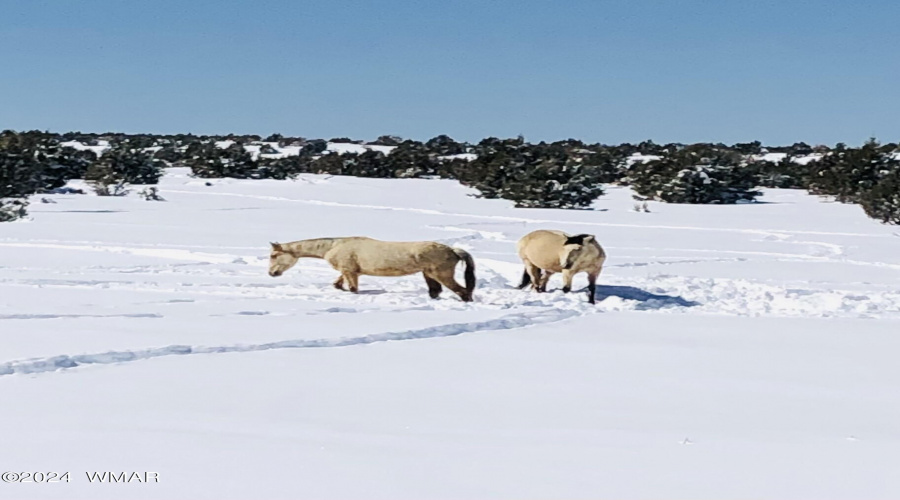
[453,248,476,295]
[517,269,531,289]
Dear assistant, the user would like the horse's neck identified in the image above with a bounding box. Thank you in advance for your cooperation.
[286,238,342,258]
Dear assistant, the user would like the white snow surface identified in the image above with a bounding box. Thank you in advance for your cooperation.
[59,140,111,157]
[624,152,661,166]
[57,140,397,160]
[752,152,825,165]
[2,169,900,499]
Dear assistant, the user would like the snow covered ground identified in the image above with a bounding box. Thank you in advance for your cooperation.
[2,169,899,499]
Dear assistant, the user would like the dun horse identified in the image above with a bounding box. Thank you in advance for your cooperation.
[516,229,606,304]
[268,237,476,302]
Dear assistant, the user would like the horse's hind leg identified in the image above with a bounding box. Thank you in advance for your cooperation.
[434,269,471,302]
[424,274,443,299]
[524,261,542,292]
[344,272,359,293]
[537,271,553,293]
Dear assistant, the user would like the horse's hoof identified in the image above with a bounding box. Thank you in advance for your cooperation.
[562,286,571,293]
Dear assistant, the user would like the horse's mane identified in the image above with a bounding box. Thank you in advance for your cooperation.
[564,234,592,245]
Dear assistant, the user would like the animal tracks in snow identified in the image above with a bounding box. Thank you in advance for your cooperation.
[0,309,580,377]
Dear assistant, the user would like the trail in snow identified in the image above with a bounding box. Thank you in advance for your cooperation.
[3,263,898,320]
[0,241,253,265]
[0,309,580,376]
[163,189,895,239]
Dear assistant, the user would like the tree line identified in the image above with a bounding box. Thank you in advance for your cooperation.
[2,130,898,224]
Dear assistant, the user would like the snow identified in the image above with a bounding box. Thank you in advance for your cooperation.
[438,152,477,161]
[325,142,395,156]
[751,152,825,165]
[212,140,396,160]
[754,152,789,163]
[59,140,110,156]
[2,169,900,499]
[625,152,661,166]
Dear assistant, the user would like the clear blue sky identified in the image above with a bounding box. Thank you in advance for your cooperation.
[2,0,897,146]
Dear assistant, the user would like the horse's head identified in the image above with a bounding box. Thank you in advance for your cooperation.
[561,234,597,270]
[268,242,298,277]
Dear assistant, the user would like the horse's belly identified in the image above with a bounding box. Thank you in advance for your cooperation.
[364,267,417,277]
[356,254,422,277]
[525,251,563,272]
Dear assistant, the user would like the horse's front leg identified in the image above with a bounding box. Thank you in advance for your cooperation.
[586,269,600,304]
[561,269,576,293]
[333,275,345,290]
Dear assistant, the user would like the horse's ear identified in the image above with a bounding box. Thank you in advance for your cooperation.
[270,242,282,251]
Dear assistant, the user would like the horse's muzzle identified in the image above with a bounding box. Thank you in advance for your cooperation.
[269,270,282,277]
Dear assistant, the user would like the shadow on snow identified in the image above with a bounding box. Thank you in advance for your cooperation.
[592,285,700,310]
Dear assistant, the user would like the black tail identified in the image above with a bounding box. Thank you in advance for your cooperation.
[517,269,531,289]
[454,248,477,296]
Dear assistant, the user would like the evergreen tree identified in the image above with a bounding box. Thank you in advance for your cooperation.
[301,139,328,155]
[385,141,435,178]
[579,147,625,184]
[1,140,40,221]
[807,139,886,203]
[255,154,313,179]
[458,138,606,208]
[630,148,760,204]
[310,152,348,175]
[371,135,403,146]
[424,135,465,156]
[94,143,164,185]
[351,150,393,177]
[752,156,809,189]
[733,141,763,155]
[84,144,162,195]
[186,142,256,178]
[860,167,900,224]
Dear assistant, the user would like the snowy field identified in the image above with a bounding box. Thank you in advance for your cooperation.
[2,168,900,499]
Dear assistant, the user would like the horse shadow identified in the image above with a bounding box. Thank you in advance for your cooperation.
[590,285,700,310]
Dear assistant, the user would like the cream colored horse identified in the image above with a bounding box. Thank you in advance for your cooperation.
[516,229,606,304]
[268,237,476,301]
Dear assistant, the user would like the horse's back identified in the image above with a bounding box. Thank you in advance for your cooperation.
[330,238,458,276]
[518,230,569,270]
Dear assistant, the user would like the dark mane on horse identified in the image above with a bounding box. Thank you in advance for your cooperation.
[564,234,591,245]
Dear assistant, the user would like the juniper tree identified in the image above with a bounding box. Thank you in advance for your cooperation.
[807,139,886,203]
[859,167,900,224]
[630,147,760,204]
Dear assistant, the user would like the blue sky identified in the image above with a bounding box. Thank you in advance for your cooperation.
[1,0,897,145]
